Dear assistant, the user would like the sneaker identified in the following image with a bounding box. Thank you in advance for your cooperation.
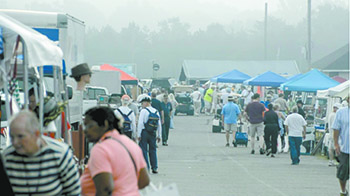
[291,162,299,165]
[152,170,158,174]
[266,149,272,156]
[329,160,336,167]
[271,154,275,158]
[232,141,237,147]
[251,150,255,154]
[260,148,265,155]
[340,191,348,196]
[225,143,229,147]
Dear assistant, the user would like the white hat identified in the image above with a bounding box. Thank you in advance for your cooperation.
[333,103,342,109]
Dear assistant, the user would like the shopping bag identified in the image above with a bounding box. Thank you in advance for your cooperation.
[277,135,282,153]
[140,182,180,196]
[170,118,174,129]
[283,135,289,153]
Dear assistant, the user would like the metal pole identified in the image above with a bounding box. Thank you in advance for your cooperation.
[307,0,312,69]
[22,39,29,110]
[39,66,44,133]
[264,2,268,60]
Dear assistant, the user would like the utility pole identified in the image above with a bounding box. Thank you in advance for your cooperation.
[307,0,312,69]
[264,2,268,60]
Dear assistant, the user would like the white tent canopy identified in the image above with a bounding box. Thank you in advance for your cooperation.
[317,80,349,99]
[0,12,63,68]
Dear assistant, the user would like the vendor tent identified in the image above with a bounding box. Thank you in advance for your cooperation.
[243,71,287,87]
[287,73,303,81]
[317,80,349,99]
[100,64,138,85]
[281,69,339,92]
[210,69,251,83]
[332,76,347,83]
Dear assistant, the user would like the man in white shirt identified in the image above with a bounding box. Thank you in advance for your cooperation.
[328,103,341,166]
[284,106,307,165]
[114,95,136,140]
[191,88,202,116]
[137,95,162,174]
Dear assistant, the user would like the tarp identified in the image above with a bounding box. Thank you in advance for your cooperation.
[317,80,349,99]
[210,69,251,83]
[281,69,340,92]
[243,71,287,87]
[100,64,138,85]
[0,12,63,68]
[332,76,347,83]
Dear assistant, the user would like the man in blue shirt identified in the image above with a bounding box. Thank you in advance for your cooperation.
[332,96,349,196]
[221,96,241,147]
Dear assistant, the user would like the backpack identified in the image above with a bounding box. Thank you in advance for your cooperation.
[144,108,160,132]
[117,108,133,132]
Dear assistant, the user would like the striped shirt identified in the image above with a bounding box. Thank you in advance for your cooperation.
[2,136,81,195]
[332,107,350,154]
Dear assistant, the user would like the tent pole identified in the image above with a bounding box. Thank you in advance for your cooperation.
[39,66,44,133]
[23,38,29,110]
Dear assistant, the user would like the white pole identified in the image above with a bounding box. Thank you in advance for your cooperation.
[39,66,44,133]
[23,39,29,110]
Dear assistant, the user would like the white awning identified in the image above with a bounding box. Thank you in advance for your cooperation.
[0,12,63,68]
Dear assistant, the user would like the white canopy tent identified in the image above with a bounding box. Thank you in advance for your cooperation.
[0,12,63,132]
[317,80,349,99]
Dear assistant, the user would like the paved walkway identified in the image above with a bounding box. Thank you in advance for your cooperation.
[146,115,341,196]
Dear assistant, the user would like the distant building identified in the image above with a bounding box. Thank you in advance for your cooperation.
[179,60,300,84]
[312,44,349,79]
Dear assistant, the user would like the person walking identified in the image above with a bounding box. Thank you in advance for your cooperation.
[263,104,280,157]
[245,93,266,154]
[274,93,289,114]
[287,95,296,114]
[80,106,150,195]
[151,91,164,125]
[296,100,306,118]
[161,94,173,146]
[328,103,341,166]
[221,96,241,147]
[273,104,286,152]
[332,96,349,196]
[204,86,214,115]
[137,95,162,174]
[114,94,136,140]
[191,88,202,116]
[284,106,307,165]
[3,110,81,195]
[168,93,178,128]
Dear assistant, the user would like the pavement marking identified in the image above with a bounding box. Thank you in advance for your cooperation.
[206,131,289,196]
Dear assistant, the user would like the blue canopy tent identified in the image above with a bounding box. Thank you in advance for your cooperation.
[210,69,251,83]
[280,69,340,92]
[287,73,303,81]
[243,71,287,87]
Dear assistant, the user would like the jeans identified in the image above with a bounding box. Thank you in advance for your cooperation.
[162,117,170,143]
[264,125,278,154]
[289,136,302,164]
[139,130,158,170]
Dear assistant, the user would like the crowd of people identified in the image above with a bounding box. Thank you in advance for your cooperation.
[0,69,348,195]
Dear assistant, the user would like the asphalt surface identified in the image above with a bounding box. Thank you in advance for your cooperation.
[141,114,342,196]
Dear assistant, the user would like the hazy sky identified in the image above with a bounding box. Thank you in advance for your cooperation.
[3,0,349,31]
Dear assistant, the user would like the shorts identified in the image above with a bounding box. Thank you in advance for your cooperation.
[249,122,264,137]
[224,123,238,132]
[337,152,349,181]
[205,101,211,110]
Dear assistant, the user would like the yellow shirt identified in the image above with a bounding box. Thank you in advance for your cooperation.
[204,88,213,102]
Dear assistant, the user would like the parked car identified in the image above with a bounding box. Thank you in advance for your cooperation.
[174,93,194,116]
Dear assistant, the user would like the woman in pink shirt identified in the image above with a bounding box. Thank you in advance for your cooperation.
[80,106,150,196]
